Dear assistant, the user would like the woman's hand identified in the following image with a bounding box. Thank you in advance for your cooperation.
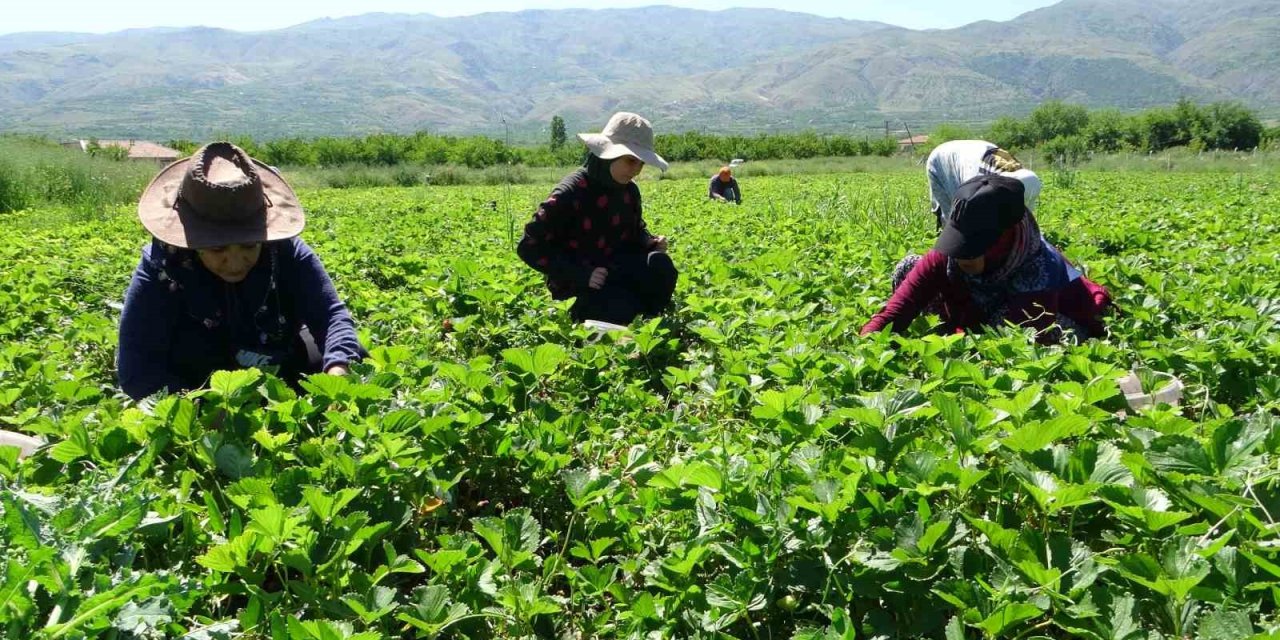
[588,267,609,290]
[326,364,349,376]
[649,236,669,252]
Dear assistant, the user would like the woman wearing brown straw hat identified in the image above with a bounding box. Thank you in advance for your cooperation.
[517,112,678,325]
[116,142,366,400]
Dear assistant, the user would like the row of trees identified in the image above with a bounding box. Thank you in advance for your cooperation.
[168,128,899,170]
[983,99,1268,161]
[168,133,542,170]
[163,100,1272,170]
[657,131,898,162]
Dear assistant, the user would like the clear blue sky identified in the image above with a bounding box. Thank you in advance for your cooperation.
[1,0,1062,35]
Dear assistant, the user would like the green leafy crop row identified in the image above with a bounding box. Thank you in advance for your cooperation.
[1,171,1278,639]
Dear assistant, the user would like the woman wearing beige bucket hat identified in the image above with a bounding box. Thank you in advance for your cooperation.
[116,142,366,400]
[517,112,678,325]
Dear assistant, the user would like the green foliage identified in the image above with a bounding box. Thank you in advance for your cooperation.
[550,115,567,150]
[0,171,1279,638]
[85,139,129,162]
[1083,109,1143,153]
[1196,102,1265,151]
[164,138,200,155]
[1263,126,1280,151]
[927,124,978,149]
[0,135,155,214]
[989,100,1268,155]
[1142,105,1194,151]
[987,115,1031,150]
[1027,101,1091,143]
[0,155,31,213]
[657,130,897,162]
[447,136,516,169]
[1043,134,1089,166]
[147,129,901,175]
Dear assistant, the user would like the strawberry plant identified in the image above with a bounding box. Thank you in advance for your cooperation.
[1,171,1278,638]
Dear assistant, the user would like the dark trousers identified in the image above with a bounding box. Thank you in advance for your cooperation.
[571,252,678,325]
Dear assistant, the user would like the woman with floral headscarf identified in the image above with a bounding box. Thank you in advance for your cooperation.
[926,139,1041,230]
[861,175,1110,343]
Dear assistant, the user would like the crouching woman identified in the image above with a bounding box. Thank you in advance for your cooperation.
[517,112,678,325]
[861,175,1111,344]
[117,142,366,400]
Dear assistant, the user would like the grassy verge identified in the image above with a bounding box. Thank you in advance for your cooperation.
[277,155,925,189]
[4,133,1279,215]
[1064,147,1280,172]
[0,135,156,214]
[253,148,1280,190]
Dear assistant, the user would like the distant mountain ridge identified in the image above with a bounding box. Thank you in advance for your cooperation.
[0,1,1275,139]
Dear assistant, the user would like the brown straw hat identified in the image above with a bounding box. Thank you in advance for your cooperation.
[137,142,304,249]
[578,112,669,172]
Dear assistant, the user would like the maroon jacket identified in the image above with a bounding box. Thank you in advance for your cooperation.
[861,250,1111,342]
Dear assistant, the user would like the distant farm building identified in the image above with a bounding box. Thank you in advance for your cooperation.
[62,139,183,163]
[897,134,930,151]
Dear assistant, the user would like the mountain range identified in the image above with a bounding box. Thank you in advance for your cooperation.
[0,0,1276,139]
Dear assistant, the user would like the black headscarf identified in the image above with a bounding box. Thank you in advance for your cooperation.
[584,153,627,192]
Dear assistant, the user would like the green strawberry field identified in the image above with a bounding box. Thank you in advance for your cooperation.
[2,170,1279,639]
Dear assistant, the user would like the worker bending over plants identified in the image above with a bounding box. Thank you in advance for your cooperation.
[926,139,1041,229]
[116,142,365,400]
[862,174,1111,344]
[709,166,742,204]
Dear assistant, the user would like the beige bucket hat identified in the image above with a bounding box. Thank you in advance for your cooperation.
[137,142,304,250]
[578,112,669,172]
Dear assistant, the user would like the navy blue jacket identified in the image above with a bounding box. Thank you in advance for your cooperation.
[117,237,365,400]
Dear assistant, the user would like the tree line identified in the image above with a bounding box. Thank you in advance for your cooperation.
[166,129,899,170]
[977,99,1273,162]
[151,99,1280,171]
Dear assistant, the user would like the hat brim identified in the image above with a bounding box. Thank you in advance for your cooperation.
[935,206,1029,260]
[137,158,305,250]
[578,133,669,172]
[934,224,986,260]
